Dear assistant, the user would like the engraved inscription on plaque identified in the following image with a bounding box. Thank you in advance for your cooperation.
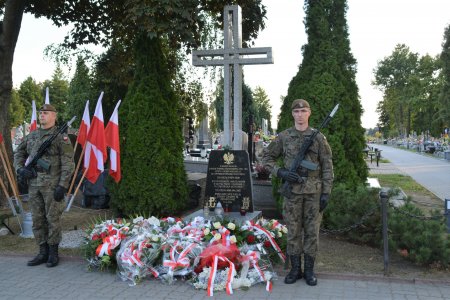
[204,150,254,212]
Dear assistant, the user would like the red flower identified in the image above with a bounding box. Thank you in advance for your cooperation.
[263,240,271,248]
[92,234,100,241]
[100,232,107,239]
[110,229,117,235]
[246,235,256,244]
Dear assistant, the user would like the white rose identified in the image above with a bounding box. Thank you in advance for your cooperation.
[277,231,282,238]
[152,235,159,242]
[281,227,288,234]
[214,233,222,241]
[227,222,236,231]
[203,228,210,235]
[229,235,237,244]
[213,222,222,229]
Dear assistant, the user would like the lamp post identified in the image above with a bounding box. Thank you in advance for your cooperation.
[445,199,450,234]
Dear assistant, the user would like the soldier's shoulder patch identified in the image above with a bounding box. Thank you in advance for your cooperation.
[63,136,68,141]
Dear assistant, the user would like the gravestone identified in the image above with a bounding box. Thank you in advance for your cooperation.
[204,150,253,212]
[196,103,210,149]
[262,118,269,136]
[192,5,273,150]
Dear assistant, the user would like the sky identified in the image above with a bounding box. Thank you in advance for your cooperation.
[12,0,450,130]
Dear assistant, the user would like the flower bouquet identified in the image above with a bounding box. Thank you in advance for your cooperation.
[116,231,163,285]
[82,218,131,271]
[159,240,204,284]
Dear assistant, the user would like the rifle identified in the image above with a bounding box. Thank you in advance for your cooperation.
[19,116,76,183]
[279,104,339,199]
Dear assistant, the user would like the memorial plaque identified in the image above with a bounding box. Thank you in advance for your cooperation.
[204,150,253,212]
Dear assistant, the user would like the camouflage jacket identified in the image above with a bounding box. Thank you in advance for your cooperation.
[262,126,333,194]
[14,126,75,189]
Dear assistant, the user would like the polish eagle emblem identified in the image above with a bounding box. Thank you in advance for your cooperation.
[223,152,234,164]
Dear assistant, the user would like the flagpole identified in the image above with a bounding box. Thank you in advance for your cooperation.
[0,144,22,206]
[73,141,79,154]
[65,167,87,212]
[0,142,20,199]
[67,144,86,197]
[0,173,23,233]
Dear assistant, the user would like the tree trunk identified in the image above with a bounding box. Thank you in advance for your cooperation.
[0,0,26,204]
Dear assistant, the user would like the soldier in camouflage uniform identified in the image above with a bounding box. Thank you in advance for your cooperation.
[262,99,333,286]
[14,104,74,268]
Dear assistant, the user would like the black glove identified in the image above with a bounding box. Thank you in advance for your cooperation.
[17,167,36,180]
[54,185,66,202]
[319,193,329,212]
[277,168,301,183]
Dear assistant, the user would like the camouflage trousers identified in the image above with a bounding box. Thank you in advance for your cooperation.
[29,186,65,246]
[283,193,322,258]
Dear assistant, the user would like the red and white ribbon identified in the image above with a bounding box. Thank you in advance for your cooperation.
[241,250,272,292]
[245,221,286,263]
[207,255,236,297]
[163,242,197,275]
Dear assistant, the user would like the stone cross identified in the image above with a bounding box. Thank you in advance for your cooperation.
[192,5,273,150]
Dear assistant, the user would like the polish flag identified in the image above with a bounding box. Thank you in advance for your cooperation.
[84,92,107,184]
[45,87,50,104]
[105,100,122,183]
[30,100,37,132]
[77,100,90,147]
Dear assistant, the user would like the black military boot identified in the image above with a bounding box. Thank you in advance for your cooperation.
[27,243,49,266]
[284,255,302,284]
[304,254,318,286]
[46,244,59,267]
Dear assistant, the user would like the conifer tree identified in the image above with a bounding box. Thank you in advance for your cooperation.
[110,33,187,216]
[212,76,255,134]
[278,0,367,185]
[43,64,69,123]
[66,56,94,128]
[17,77,41,121]
[438,25,450,128]
[9,89,25,127]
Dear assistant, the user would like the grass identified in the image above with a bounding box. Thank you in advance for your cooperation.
[373,173,444,214]
[375,173,433,194]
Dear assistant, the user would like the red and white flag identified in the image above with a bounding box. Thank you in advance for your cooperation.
[77,100,90,147]
[105,100,122,183]
[30,100,37,132]
[45,87,50,104]
[84,92,107,184]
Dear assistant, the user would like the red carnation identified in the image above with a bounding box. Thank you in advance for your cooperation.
[92,234,100,241]
[246,234,256,244]
[263,240,271,248]
[101,232,107,239]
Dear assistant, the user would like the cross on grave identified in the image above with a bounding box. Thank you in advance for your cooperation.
[192,5,273,150]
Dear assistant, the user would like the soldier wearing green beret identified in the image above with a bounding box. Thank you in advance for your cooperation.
[262,99,333,286]
[14,103,75,267]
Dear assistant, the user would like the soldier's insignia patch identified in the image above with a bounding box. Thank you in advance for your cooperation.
[63,136,68,141]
